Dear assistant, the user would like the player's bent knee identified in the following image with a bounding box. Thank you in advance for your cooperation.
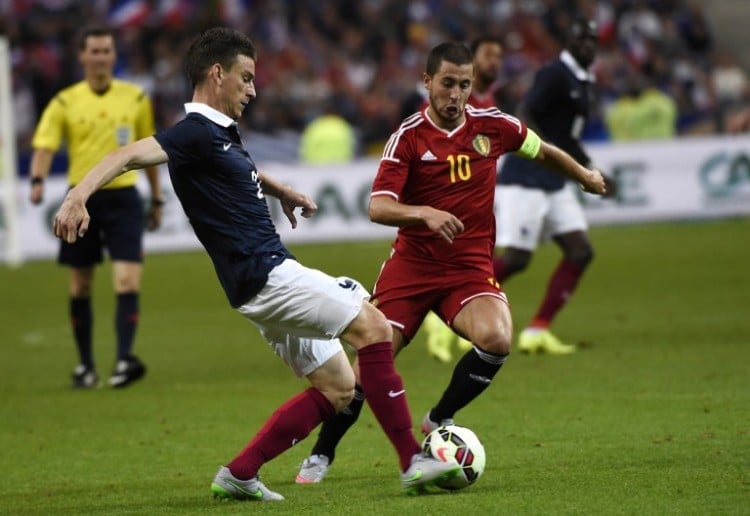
[475,330,512,356]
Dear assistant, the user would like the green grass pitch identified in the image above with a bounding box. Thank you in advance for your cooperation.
[1,218,748,515]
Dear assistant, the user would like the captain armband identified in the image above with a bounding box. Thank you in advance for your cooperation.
[516,128,542,159]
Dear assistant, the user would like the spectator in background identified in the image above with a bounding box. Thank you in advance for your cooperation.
[28,25,163,388]
[727,106,750,133]
[299,99,357,164]
[605,71,677,140]
[4,0,747,164]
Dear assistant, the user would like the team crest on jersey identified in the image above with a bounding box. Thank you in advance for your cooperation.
[472,134,491,156]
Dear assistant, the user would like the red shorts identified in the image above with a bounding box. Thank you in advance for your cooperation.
[371,252,508,342]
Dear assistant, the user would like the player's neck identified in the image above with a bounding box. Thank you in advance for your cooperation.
[86,75,112,95]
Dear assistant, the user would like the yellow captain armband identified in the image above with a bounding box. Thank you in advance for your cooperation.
[516,128,541,159]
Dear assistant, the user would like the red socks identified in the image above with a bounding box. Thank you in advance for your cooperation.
[358,342,420,471]
[531,259,585,327]
[227,387,335,479]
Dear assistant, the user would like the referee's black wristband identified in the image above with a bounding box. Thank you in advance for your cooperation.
[31,177,44,186]
[151,198,165,207]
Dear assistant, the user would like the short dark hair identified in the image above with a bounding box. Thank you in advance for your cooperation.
[77,25,115,51]
[426,42,473,76]
[185,27,258,88]
[470,35,503,56]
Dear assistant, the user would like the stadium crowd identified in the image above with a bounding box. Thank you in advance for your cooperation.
[3,0,749,164]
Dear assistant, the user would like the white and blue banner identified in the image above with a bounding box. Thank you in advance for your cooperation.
[2,134,749,263]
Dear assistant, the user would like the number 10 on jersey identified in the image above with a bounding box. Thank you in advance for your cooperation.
[447,154,472,183]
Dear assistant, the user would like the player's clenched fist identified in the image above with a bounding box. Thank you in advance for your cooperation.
[53,194,90,243]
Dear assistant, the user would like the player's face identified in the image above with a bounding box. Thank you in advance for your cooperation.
[474,42,502,85]
[425,60,473,130]
[220,54,257,120]
[79,35,116,81]
[569,25,598,68]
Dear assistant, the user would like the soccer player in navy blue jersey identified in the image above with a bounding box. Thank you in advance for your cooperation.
[493,17,613,355]
[53,27,459,501]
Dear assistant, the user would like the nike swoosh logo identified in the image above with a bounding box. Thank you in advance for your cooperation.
[223,143,231,151]
[436,447,449,462]
[469,374,491,384]
[225,479,262,499]
[402,470,422,483]
[388,389,405,398]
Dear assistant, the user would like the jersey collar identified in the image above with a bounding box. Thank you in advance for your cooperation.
[560,50,595,82]
[184,102,236,127]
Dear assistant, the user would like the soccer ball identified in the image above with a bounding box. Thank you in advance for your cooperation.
[422,424,486,490]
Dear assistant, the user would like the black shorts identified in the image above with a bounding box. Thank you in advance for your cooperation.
[58,186,145,267]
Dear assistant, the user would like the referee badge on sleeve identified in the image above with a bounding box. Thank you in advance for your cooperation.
[116,126,132,146]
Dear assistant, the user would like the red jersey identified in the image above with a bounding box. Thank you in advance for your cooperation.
[372,105,527,268]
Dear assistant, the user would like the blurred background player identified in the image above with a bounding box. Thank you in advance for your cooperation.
[296,41,606,484]
[423,35,505,363]
[28,25,163,388]
[493,17,612,355]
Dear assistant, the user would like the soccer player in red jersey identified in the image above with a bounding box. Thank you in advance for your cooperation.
[423,35,505,362]
[296,41,606,484]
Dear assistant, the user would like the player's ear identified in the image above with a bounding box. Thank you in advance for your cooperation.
[211,63,223,83]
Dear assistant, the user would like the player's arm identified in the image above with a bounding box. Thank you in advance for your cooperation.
[534,139,605,195]
[369,194,464,244]
[135,91,164,230]
[54,137,168,243]
[144,165,163,231]
[258,172,317,229]
[28,148,55,205]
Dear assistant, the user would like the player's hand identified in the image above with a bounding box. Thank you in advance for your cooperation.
[601,173,618,198]
[424,207,464,243]
[280,188,318,229]
[53,193,90,243]
[580,167,607,196]
[146,200,163,231]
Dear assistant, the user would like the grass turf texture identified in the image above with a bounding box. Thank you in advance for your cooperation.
[1,219,748,515]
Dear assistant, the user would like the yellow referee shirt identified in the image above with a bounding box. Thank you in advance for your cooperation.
[32,79,156,189]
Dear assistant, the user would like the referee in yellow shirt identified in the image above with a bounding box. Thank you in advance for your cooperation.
[29,25,163,388]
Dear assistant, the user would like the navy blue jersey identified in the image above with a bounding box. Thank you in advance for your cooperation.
[154,107,293,307]
[499,52,594,191]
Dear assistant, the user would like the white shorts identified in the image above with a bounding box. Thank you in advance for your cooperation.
[236,258,369,377]
[496,184,588,251]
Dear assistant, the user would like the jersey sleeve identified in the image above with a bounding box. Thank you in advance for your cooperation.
[371,130,414,201]
[493,111,529,155]
[31,95,66,151]
[154,118,213,164]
